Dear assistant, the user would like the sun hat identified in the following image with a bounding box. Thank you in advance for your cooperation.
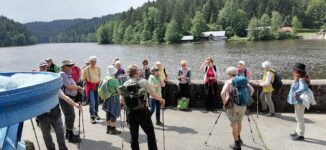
[39,61,48,67]
[89,56,97,61]
[293,63,306,73]
[239,61,245,65]
[156,61,161,65]
[61,60,75,67]
[107,65,118,75]
[262,61,271,69]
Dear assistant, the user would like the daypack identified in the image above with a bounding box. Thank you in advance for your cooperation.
[230,76,251,106]
[119,80,147,111]
[177,97,189,111]
[98,76,115,100]
[270,71,283,90]
[237,69,247,77]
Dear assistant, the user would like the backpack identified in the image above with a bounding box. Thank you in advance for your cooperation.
[177,97,189,111]
[204,65,217,73]
[270,71,283,90]
[98,76,115,100]
[119,80,147,111]
[238,69,247,77]
[230,76,252,106]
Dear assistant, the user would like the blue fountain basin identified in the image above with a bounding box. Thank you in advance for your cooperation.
[0,72,63,128]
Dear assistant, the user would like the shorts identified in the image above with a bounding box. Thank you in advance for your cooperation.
[226,104,246,125]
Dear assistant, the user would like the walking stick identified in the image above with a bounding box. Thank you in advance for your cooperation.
[256,81,259,118]
[78,103,81,137]
[81,104,85,139]
[204,108,225,145]
[30,119,41,150]
[246,113,256,143]
[162,108,166,150]
[121,107,125,150]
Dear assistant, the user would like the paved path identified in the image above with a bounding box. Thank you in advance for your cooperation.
[22,106,326,150]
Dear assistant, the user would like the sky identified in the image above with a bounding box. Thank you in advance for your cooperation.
[0,0,149,23]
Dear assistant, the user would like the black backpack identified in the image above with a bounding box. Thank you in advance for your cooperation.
[120,81,146,111]
[270,71,283,90]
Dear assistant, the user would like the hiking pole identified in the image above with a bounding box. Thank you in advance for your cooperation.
[121,107,125,150]
[256,81,259,118]
[81,104,85,139]
[247,113,256,143]
[30,119,41,150]
[204,108,224,145]
[162,108,166,150]
[78,103,81,137]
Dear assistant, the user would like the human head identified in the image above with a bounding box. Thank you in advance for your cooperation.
[180,60,187,69]
[127,64,140,78]
[292,63,307,81]
[85,60,90,66]
[113,57,120,64]
[89,56,97,67]
[45,58,53,65]
[114,61,122,69]
[238,61,245,69]
[205,57,214,65]
[151,67,160,77]
[262,61,271,70]
[107,65,117,76]
[143,60,149,68]
[156,61,162,69]
[61,60,75,73]
[39,61,48,72]
[226,66,237,79]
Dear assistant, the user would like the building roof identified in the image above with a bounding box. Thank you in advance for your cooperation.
[280,27,293,32]
[202,31,226,37]
[181,35,194,41]
[246,26,271,31]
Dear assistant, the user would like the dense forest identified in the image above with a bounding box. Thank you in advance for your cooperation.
[25,19,87,43]
[96,0,326,44]
[0,16,36,47]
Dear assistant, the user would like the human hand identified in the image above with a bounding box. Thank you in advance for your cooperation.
[75,104,82,110]
[160,99,166,106]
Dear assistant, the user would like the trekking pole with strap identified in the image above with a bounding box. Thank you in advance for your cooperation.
[162,108,166,150]
[204,108,225,145]
[30,119,41,150]
[246,112,256,143]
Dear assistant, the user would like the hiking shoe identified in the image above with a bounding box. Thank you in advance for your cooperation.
[90,117,96,124]
[110,127,121,135]
[239,139,244,145]
[66,130,81,143]
[156,121,164,127]
[289,132,298,137]
[106,126,111,134]
[95,113,101,120]
[266,113,275,117]
[292,135,304,141]
[229,141,241,150]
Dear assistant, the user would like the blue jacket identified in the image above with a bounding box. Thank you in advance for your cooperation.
[287,78,309,105]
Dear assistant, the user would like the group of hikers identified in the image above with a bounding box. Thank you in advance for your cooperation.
[33,56,314,150]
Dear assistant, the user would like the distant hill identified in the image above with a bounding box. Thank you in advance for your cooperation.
[24,19,86,43]
[24,14,119,43]
[0,16,36,47]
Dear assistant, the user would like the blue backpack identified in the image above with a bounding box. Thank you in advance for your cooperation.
[231,76,252,106]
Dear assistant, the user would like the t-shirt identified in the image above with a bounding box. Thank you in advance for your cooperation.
[148,75,162,98]
[81,66,101,83]
[205,67,215,83]
[221,79,234,101]
[71,66,81,83]
[60,71,78,97]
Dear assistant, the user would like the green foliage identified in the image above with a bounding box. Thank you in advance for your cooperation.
[207,23,222,31]
[305,0,326,28]
[271,11,283,32]
[248,17,261,40]
[191,11,208,41]
[291,16,302,33]
[0,16,36,47]
[225,27,235,39]
[165,20,182,43]
[124,25,134,44]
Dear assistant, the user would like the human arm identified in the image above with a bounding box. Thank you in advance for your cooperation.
[248,84,255,95]
[260,72,272,87]
[58,90,81,109]
[294,78,308,98]
[220,82,230,104]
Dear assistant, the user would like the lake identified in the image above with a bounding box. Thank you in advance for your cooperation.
[0,40,325,80]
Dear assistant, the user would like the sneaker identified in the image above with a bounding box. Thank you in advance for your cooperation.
[66,130,81,143]
[266,113,275,117]
[106,126,111,134]
[110,127,121,135]
[292,135,304,141]
[90,117,96,124]
[229,141,241,150]
[239,139,244,145]
[95,113,101,120]
[289,132,298,137]
[156,121,164,127]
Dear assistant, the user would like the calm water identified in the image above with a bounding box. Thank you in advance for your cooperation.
[0,40,325,80]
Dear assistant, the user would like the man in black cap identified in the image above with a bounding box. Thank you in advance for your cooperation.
[120,65,165,150]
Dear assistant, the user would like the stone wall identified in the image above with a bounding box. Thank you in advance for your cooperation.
[164,80,326,113]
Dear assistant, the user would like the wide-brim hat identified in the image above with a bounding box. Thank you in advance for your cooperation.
[61,60,75,67]
[293,63,306,73]
[107,65,117,75]
[262,61,271,69]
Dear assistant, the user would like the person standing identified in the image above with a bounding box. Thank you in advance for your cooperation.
[59,60,83,143]
[177,60,191,99]
[237,61,251,79]
[200,57,220,111]
[156,61,168,99]
[141,59,151,80]
[81,56,101,124]
[259,61,276,117]
[46,58,60,73]
[148,67,165,126]
[101,66,122,135]
[288,63,311,141]
[120,65,165,150]
[37,62,81,150]
[114,61,127,85]
[221,67,254,150]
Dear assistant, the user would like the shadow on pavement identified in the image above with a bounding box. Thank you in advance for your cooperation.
[154,125,198,134]
[304,138,326,146]
[274,114,315,123]
[242,144,263,150]
[121,131,148,144]
[78,139,120,150]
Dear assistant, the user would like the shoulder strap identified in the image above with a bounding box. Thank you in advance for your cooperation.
[213,65,217,72]
[204,66,208,73]
[87,67,91,82]
[244,69,247,77]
